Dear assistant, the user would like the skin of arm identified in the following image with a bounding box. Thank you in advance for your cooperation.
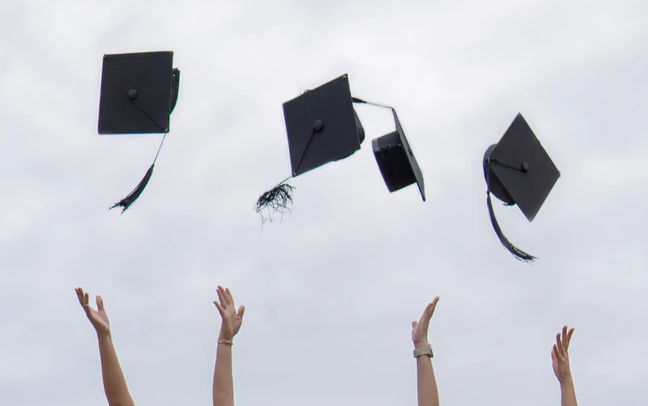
[552,326,577,406]
[212,286,245,406]
[75,288,135,406]
[411,297,441,406]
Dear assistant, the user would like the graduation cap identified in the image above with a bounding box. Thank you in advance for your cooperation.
[483,113,560,263]
[372,109,425,201]
[98,51,180,213]
[254,74,425,222]
[254,74,365,220]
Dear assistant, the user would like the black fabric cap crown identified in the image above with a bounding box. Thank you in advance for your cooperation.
[372,109,425,201]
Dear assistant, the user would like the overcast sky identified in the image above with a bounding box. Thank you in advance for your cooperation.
[0,0,646,405]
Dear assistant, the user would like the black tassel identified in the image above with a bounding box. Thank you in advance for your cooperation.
[254,182,295,221]
[487,191,537,263]
[110,164,155,214]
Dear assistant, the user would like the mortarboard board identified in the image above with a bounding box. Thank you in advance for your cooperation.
[483,113,560,262]
[283,74,365,177]
[372,109,425,201]
[98,51,180,212]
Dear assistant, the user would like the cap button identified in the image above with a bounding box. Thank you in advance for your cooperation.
[521,161,530,172]
[128,89,138,100]
[313,119,324,132]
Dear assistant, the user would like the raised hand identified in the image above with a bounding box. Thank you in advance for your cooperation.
[412,297,440,348]
[552,325,575,383]
[75,287,111,338]
[213,286,245,342]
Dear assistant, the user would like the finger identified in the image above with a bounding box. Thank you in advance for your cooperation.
[553,343,565,362]
[419,298,438,325]
[75,288,85,306]
[566,328,575,348]
[419,302,433,322]
[556,333,564,354]
[216,288,227,308]
[237,305,245,320]
[412,321,417,329]
[551,345,558,362]
[224,287,233,305]
[218,286,230,305]
[84,293,91,310]
[96,296,105,312]
[213,301,225,316]
[562,325,568,346]
[428,297,440,317]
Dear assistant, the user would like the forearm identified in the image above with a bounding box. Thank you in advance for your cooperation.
[416,356,439,406]
[559,379,578,406]
[97,334,134,406]
[213,343,234,406]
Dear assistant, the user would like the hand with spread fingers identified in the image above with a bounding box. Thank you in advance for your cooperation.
[213,286,245,342]
[412,297,440,348]
[552,326,575,383]
[212,286,245,406]
[412,297,441,406]
[75,287,111,338]
[75,287,135,406]
[551,325,578,406]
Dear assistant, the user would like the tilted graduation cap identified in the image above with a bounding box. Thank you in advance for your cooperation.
[98,51,180,213]
[483,113,560,262]
[372,109,425,201]
[254,74,365,220]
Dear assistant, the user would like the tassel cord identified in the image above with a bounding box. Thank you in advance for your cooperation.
[254,129,317,219]
[486,164,536,263]
[130,99,166,132]
[489,158,526,172]
[153,133,168,164]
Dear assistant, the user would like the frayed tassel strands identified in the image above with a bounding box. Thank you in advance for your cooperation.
[110,164,155,214]
[254,181,295,223]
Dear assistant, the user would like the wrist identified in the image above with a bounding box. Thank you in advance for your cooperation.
[413,340,429,349]
[559,376,574,385]
[96,331,112,340]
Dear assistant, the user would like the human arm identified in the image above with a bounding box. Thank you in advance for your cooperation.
[75,287,135,406]
[412,297,440,406]
[212,286,245,406]
[552,326,577,406]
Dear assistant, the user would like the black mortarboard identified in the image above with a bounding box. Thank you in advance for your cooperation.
[483,113,560,262]
[283,74,365,176]
[255,74,365,220]
[372,109,425,201]
[98,51,180,213]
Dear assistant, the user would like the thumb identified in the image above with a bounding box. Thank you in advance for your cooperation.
[96,296,105,311]
[412,321,418,329]
[237,305,245,319]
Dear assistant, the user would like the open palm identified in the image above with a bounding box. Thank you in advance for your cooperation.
[412,297,440,347]
[75,287,111,337]
[551,325,574,383]
[214,286,244,341]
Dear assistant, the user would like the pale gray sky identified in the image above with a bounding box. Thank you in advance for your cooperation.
[0,0,647,405]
